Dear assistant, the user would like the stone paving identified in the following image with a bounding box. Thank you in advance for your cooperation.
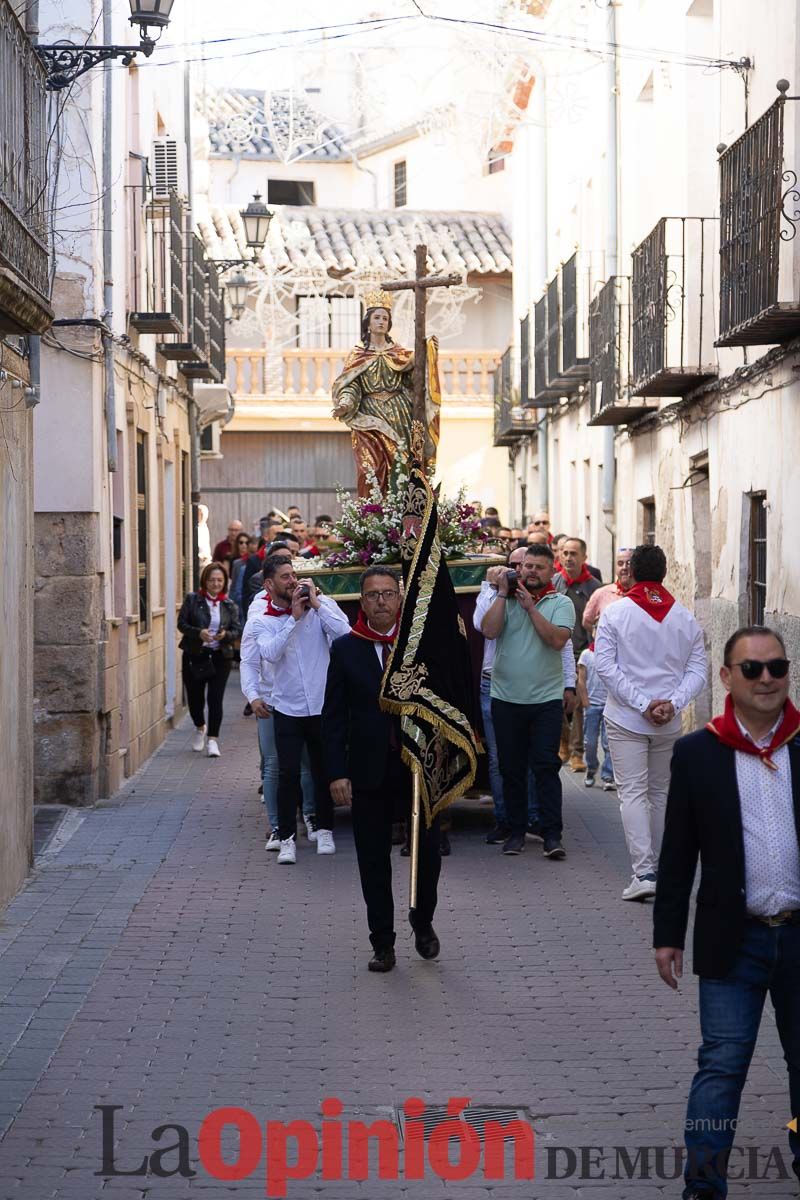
[0,680,797,1199]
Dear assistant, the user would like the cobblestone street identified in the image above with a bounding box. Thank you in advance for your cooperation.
[0,683,796,1199]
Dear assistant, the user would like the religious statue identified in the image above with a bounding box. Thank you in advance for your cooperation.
[331,288,442,497]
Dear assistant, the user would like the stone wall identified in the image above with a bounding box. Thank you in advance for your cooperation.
[33,512,103,805]
[0,346,34,908]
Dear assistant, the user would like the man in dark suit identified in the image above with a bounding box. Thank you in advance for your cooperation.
[654,625,800,1199]
[322,566,441,973]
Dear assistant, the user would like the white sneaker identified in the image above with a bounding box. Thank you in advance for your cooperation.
[316,829,335,855]
[304,815,318,842]
[622,874,657,901]
[191,728,206,752]
[206,738,221,758]
[264,830,281,852]
[277,836,296,865]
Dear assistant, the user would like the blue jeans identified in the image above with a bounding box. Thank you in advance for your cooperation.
[683,921,800,1197]
[256,715,314,832]
[480,676,506,825]
[583,706,614,782]
[491,697,563,839]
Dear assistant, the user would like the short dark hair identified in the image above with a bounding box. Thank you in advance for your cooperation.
[563,536,587,554]
[723,625,786,667]
[200,561,229,590]
[262,554,294,581]
[266,539,290,555]
[360,566,400,592]
[553,532,567,544]
[315,514,333,525]
[630,543,667,583]
[525,543,555,563]
[485,506,499,516]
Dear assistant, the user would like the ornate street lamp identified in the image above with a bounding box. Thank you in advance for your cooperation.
[240,194,274,250]
[36,0,176,91]
[213,195,274,277]
[225,272,250,322]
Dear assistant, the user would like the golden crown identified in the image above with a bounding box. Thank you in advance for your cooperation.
[363,287,393,312]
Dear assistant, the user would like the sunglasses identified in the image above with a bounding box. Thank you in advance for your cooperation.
[730,658,791,680]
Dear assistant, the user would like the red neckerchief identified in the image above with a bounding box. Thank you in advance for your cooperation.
[200,589,227,606]
[588,641,595,652]
[263,594,290,617]
[350,611,398,644]
[256,545,267,560]
[626,581,676,623]
[706,695,800,771]
[530,582,557,603]
[614,579,629,594]
[560,564,594,586]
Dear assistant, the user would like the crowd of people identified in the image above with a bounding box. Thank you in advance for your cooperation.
[177,502,800,1198]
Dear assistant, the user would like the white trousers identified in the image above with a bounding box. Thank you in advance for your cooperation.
[604,717,679,877]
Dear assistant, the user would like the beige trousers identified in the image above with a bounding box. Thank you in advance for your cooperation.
[604,717,679,878]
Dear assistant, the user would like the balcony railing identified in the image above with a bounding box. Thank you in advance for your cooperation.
[0,0,52,334]
[129,190,186,336]
[179,238,225,382]
[717,86,800,346]
[227,347,500,401]
[529,252,599,405]
[631,216,717,395]
[494,347,534,446]
[587,276,657,427]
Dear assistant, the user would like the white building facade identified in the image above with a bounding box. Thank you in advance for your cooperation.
[505,0,800,714]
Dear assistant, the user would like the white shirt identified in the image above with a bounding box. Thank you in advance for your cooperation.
[256,595,351,717]
[204,596,222,649]
[240,603,275,705]
[473,580,577,689]
[594,595,707,735]
[735,715,800,917]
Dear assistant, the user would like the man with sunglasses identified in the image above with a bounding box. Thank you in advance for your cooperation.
[654,626,800,1200]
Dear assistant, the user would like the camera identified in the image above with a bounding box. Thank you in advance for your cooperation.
[296,582,312,601]
[505,569,519,596]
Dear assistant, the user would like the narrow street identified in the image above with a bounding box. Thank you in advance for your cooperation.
[0,683,795,1199]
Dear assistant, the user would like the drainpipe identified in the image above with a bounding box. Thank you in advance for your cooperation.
[601,0,618,551]
[26,3,42,410]
[102,0,117,471]
[527,64,549,510]
[185,57,201,588]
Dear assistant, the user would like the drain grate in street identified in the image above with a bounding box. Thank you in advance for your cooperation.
[395,1103,532,1143]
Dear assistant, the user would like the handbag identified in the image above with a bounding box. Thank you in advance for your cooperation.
[187,652,216,682]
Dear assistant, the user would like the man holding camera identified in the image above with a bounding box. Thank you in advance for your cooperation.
[257,557,351,864]
[480,544,576,858]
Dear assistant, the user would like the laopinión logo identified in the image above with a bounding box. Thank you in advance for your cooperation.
[95,1097,535,1197]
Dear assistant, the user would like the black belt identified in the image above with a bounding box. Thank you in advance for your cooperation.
[748,909,800,928]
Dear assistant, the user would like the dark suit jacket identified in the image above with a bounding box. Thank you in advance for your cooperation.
[322,633,401,791]
[654,728,800,979]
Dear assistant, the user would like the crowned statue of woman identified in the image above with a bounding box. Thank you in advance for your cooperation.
[331,289,441,497]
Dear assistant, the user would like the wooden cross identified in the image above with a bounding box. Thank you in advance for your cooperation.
[381,244,462,437]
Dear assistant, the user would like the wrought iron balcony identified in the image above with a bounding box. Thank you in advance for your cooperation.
[632,217,717,395]
[527,252,599,405]
[587,276,657,427]
[494,347,534,446]
[129,190,186,335]
[178,242,226,383]
[0,0,53,334]
[717,84,800,346]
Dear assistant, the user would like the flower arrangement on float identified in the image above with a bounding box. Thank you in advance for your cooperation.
[317,468,489,568]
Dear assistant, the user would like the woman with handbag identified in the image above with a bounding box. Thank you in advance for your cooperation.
[178,562,241,757]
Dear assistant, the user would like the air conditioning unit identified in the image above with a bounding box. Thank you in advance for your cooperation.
[150,138,187,201]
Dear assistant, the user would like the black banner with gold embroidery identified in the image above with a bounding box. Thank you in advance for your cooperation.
[378,455,478,826]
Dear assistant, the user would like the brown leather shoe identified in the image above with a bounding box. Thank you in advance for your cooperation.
[569,755,586,772]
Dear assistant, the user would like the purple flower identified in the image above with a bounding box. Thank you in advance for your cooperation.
[360,503,384,516]
[387,527,400,544]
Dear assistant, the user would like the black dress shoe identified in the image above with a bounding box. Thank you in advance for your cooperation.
[502,832,525,855]
[439,832,451,856]
[486,824,510,844]
[411,923,440,960]
[368,948,396,973]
